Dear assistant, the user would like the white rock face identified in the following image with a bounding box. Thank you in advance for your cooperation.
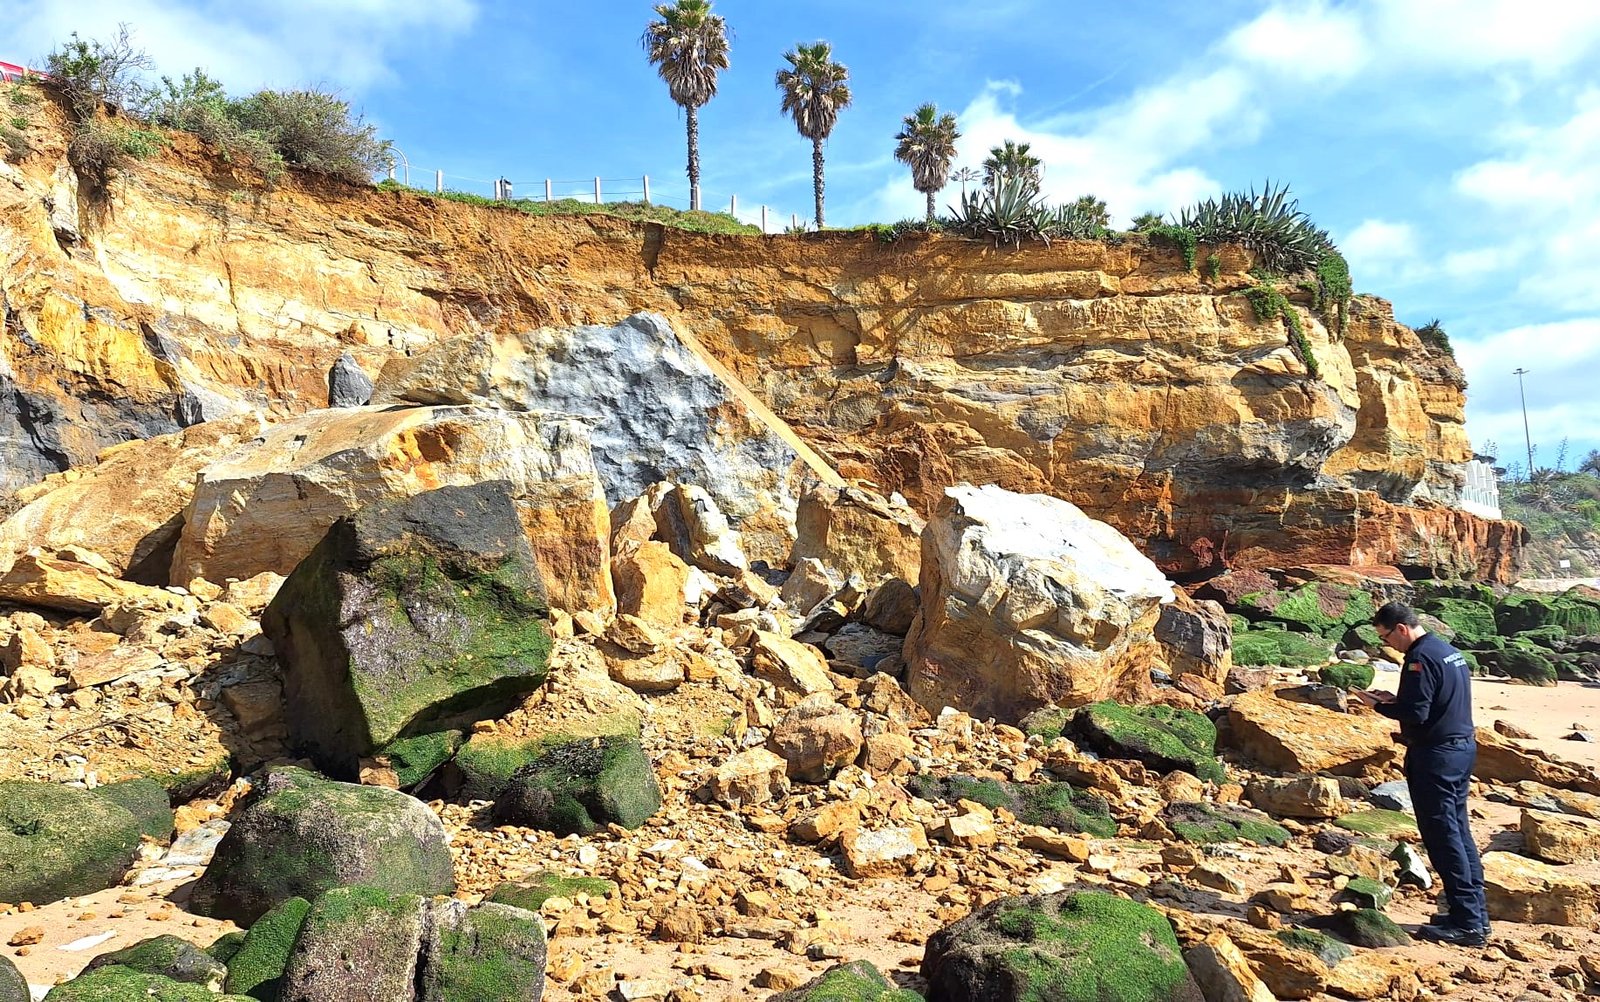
[171,405,614,613]
[905,484,1175,721]
[373,312,843,563]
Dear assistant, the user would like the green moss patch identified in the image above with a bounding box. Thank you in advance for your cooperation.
[1019,707,1072,744]
[0,781,143,906]
[1336,876,1392,910]
[1495,591,1600,637]
[1419,598,1499,647]
[378,729,463,790]
[1166,801,1290,846]
[431,902,547,1001]
[1333,809,1418,838]
[770,959,922,1001]
[1242,583,1373,636]
[1276,928,1351,967]
[205,931,246,965]
[223,896,311,1000]
[42,966,254,1002]
[922,888,1200,1002]
[82,935,225,990]
[1233,627,1333,668]
[492,735,661,835]
[1071,701,1224,784]
[486,873,616,911]
[1319,663,1375,691]
[908,775,1116,838]
[92,778,174,842]
[1328,908,1410,948]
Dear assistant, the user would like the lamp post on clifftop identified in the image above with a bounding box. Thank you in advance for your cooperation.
[1513,367,1534,479]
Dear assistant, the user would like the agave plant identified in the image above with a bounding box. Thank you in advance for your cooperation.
[948,175,1054,247]
[1178,181,1334,273]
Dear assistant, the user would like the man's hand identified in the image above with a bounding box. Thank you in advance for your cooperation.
[1352,689,1395,707]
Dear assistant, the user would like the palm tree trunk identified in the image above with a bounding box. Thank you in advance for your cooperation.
[812,135,825,229]
[686,105,700,211]
[925,190,936,224]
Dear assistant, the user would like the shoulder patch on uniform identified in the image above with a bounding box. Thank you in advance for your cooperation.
[1408,661,1422,672]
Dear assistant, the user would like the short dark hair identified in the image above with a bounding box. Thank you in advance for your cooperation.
[1375,602,1420,630]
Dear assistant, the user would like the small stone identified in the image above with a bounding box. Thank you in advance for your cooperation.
[7,926,43,946]
[755,966,807,990]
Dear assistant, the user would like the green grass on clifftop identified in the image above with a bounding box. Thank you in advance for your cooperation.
[377,182,759,235]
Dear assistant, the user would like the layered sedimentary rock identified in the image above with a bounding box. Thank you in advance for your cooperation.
[0,107,1522,579]
[905,484,1174,721]
[171,405,612,612]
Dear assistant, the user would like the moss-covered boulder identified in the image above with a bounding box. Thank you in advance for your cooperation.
[1241,582,1375,638]
[42,967,256,1001]
[491,734,661,835]
[0,955,27,1002]
[1419,598,1498,647]
[1495,591,1600,637]
[377,729,463,790]
[1070,701,1224,784]
[1336,876,1393,910]
[0,781,144,906]
[1275,928,1351,967]
[189,767,454,925]
[1319,663,1375,691]
[206,931,247,965]
[93,778,174,842]
[1338,624,1385,659]
[1476,642,1558,685]
[1327,908,1409,948]
[908,774,1116,838]
[921,888,1203,1002]
[262,482,552,776]
[1332,809,1418,838]
[222,896,311,1001]
[771,960,923,1001]
[486,873,616,911]
[81,936,226,991]
[1166,802,1290,846]
[1232,627,1334,669]
[278,886,428,1002]
[1019,706,1072,744]
[422,900,547,1001]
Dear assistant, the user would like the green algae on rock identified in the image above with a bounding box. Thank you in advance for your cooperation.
[491,734,661,835]
[43,965,256,1002]
[221,896,312,1001]
[92,777,175,842]
[769,959,923,1001]
[922,888,1203,1002]
[188,767,453,925]
[1275,928,1351,967]
[1166,801,1290,847]
[486,873,617,912]
[1333,809,1418,839]
[1071,701,1225,784]
[423,900,548,1001]
[908,774,1116,839]
[81,936,227,991]
[0,780,143,906]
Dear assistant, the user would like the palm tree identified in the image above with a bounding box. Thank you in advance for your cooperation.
[982,139,1042,192]
[776,42,852,228]
[643,0,730,211]
[893,103,961,223]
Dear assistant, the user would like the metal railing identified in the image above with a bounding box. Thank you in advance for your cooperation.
[382,160,805,234]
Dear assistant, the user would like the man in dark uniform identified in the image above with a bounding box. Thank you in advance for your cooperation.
[1353,601,1490,946]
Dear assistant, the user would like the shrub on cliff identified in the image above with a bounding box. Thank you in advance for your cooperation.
[135,70,285,181]
[45,26,151,118]
[227,88,391,184]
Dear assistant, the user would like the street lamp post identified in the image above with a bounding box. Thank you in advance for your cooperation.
[1513,367,1534,479]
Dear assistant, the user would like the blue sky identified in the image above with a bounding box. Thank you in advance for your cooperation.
[12,0,1600,473]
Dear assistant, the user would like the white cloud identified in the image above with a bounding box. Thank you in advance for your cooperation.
[1454,90,1600,309]
[1368,0,1600,73]
[1341,219,1420,274]
[1222,1,1369,83]
[8,0,478,93]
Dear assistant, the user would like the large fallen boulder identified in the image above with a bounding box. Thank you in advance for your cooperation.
[373,313,844,564]
[263,482,552,773]
[0,780,146,906]
[0,415,263,583]
[170,404,612,614]
[906,485,1174,722]
[921,887,1203,1002]
[492,734,662,835]
[1154,592,1232,684]
[0,551,176,614]
[1224,688,1398,777]
[189,767,455,925]
[275,887,546,1002]
[0,955,24,1002]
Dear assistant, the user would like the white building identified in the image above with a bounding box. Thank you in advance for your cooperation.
[1460,454,1502,520]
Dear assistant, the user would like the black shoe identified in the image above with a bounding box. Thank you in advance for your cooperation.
[1427,913,1492,938]
[1418,923,1488,947]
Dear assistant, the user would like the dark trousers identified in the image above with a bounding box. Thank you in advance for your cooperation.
[1405,736,1488,930]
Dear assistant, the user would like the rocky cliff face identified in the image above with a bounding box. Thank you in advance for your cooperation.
[0,103,1522,580]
